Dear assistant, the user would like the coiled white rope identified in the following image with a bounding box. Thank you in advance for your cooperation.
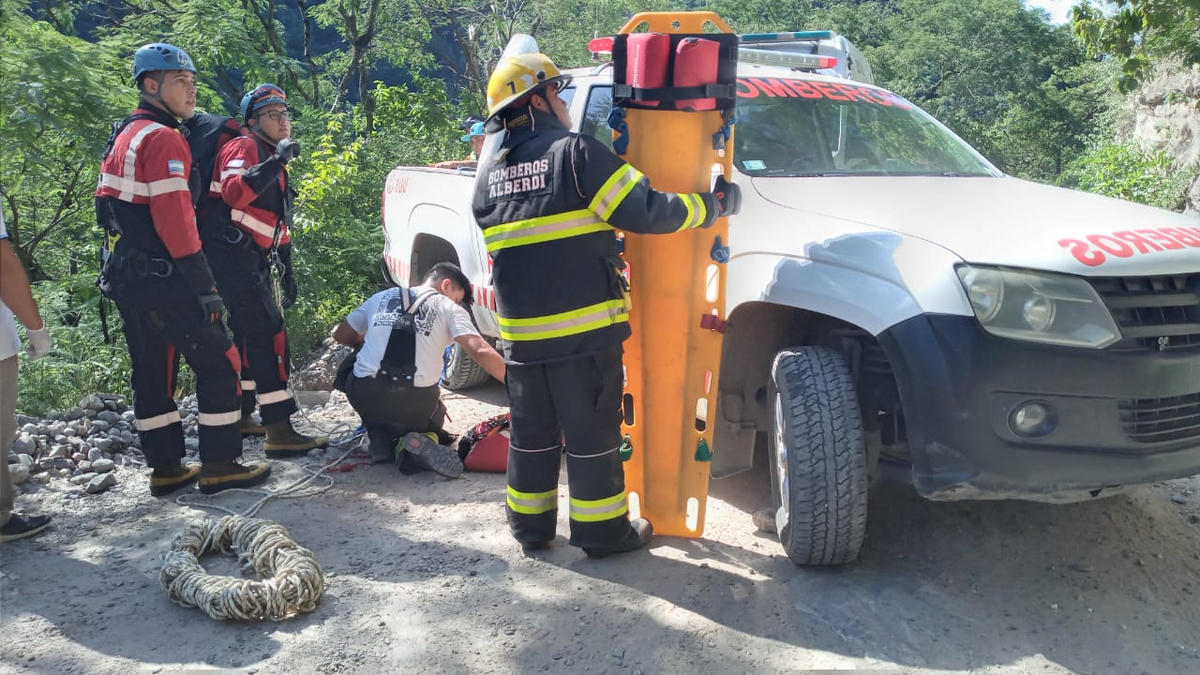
[162,395,365,621]
[160,515,325,621]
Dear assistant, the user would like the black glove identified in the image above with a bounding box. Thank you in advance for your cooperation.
[197,290,226,324]
[275,138,301,164]
[712,174,742,218]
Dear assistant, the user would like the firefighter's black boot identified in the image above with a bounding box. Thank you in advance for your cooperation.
[149,462,201,497]
[198,459,271,494]
[582,518,653,559]
[263,419,328,458]
[240,412,266,438]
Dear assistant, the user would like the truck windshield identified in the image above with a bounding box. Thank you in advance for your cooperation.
[734,77,997,178]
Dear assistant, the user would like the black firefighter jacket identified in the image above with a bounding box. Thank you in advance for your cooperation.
[472,108,719,365]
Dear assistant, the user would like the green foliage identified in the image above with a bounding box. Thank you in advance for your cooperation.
[285,77,462,357]
[15,276,132,414]
[1072,0,1200,92]
[1057,142,1193,210]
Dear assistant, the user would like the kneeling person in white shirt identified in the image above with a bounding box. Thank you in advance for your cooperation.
[333,263,506,475]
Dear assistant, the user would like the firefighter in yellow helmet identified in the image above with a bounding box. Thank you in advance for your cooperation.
[472,51,741,557]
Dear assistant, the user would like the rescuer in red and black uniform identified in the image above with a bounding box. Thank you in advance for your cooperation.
[96,43,270,496]
[200,84,326,457]
[471,52,741,557]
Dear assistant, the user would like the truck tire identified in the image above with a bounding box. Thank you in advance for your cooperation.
[441,343,492,390]
[768,346,868,565]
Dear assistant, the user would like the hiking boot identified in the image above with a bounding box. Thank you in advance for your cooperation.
[263,419,328,458]
[240,412,266,437]
[582,518,653,559]
[149,462,201,497]
[399,432,463,478]
[0,513,53,543]
[198,460,271,494]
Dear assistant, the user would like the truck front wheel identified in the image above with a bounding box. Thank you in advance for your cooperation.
[768,346,868,565]
[441,342,494,390]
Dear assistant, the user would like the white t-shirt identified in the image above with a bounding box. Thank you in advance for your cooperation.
[0,207,22,361]
[347,285,479,387]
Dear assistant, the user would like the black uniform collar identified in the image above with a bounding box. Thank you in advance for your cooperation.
[502,105,567,146]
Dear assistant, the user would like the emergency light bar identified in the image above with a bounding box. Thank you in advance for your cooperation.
[738,49,838,70]
[739,30,834,43]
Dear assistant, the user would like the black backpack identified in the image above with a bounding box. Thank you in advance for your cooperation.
[182,113,242,209]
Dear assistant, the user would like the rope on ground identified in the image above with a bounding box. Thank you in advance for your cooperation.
[160,515,324,621]
[161,392,366,621]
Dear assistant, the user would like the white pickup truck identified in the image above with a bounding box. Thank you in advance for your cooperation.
[382,32,1200,565]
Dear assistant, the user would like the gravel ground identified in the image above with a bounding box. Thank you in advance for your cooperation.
[1,380,1198,675]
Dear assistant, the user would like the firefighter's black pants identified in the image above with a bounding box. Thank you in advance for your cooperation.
[209,242,297,424]
[115,291,242,469]
[504,346,633,549]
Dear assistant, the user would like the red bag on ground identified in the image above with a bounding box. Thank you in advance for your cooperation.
[457,413,511,473]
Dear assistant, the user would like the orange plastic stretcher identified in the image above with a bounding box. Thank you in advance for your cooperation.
[616,11,736,538]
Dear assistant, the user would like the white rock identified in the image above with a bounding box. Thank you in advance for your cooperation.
[85,473,117,493]
[11,434,35,455]
[92,459,117,474]
[80,394,106,411]
[9,464,30,484]
[35,472,52,484]
[70,472,98,485]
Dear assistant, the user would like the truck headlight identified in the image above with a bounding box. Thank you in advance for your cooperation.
[955,265,1120,348]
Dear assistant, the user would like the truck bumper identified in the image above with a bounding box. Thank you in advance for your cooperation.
[879,314,1200,502]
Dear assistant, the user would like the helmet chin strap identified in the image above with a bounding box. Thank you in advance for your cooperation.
[144,73,182,120]
[248,118,278,148]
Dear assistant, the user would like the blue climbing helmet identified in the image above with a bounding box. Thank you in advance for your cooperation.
[132,43,195,81]
[240,84,288,121]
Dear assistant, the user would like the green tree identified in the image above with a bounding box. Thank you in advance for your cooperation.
[1072,0,1200,92]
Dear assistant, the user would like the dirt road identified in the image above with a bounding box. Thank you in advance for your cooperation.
[2,381,1198,674]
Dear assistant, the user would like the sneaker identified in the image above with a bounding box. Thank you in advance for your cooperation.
[198,460,272,494]
[0,514,52,543]
[582,518,654,559]
[399,432,463,478]
[263,419,329,458]
[149,462,201,497]
[240,413,266,438]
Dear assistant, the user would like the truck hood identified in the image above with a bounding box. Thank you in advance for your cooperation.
[750,175,1200,275]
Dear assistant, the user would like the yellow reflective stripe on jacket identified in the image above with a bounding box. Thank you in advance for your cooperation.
[569,492,629,523]
[498,299,629,342]
[675,193,707,231]
[484,209,612,253]
[507,486,558,515]
[588,165,644,221]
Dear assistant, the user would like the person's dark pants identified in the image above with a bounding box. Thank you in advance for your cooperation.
[504,346,631,549]
[115,292,242,469]
[344,372,447,468]
[209,243,297,424]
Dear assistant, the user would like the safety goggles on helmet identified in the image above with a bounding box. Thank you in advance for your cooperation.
[485,53,572,123]
[133,43,195,81]
[240,84,288,122]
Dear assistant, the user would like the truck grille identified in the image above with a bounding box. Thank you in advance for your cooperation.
[1119,392,1200,444]
[1092,274,1200,352]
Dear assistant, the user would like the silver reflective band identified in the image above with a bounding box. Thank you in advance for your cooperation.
[198,410,242,426]
[135,410,181,431]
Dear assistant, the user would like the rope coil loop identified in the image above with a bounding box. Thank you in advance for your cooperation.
[160,515,325,621]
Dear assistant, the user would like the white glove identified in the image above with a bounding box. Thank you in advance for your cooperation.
[25,327,52,361]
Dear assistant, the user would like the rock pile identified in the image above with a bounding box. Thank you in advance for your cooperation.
[6,393,211,497]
